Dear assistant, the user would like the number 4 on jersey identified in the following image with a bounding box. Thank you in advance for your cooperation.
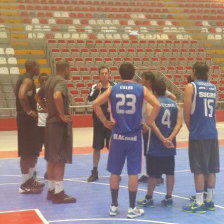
[162,109,171,128]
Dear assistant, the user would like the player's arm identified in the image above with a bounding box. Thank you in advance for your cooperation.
[54,91,70,123]
[167,108,182,141]
[88,83,101,102]
[144,88,161,126]
[166,90,177,101]
[183,83,193,130]
[142,102,152,133]
[35,87,47,113]
[18,78,37,117]
[92,88,114,130]
[149,122,166,142]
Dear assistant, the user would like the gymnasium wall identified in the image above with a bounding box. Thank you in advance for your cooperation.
[0,111,224,131]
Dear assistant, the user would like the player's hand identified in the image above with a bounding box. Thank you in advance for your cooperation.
[27,110,37,118]
[142,123,149,133]
[96,82,102,90]
[59,114,71,123]
[163,138,174,149]
[104,120,114,130]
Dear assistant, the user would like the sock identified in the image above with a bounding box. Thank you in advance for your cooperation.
[129,191,137,209]
[111,188,119,207]
[166,195,172,199]
[204,180,208,192]
[206,187,214,203]
[29,168,35,179]
[48,180,55,191]
[22,174,30,184]
[145,194,152,200]
[55,181,63,194]
[196,191,204,206]
[93,167,98,172]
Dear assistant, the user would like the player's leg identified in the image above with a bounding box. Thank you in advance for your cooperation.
[46,161,55,200]
[88,126,104,182]
[138,132,149,183]
[161,156,175,207]
[183,140,207,213]
[137,155,159,208]
[107,136,126,216]
[126,133,144,218]
[205,139,219,210]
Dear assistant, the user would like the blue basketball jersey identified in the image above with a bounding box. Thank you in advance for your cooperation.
[148,96,177,157]
[109,81,144,134]
[189,80,217,140]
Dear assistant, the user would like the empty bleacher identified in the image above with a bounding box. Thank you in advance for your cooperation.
[0,0,224,116]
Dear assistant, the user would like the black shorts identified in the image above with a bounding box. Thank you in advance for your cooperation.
[189,139,219,174]
[17,113,40,157]
[146,155,175,178]
[45,121,73,164]
[38,126,45,152]
[93,126,111,151]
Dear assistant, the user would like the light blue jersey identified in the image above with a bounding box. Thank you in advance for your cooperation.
[109,81,145,134]
[148,96,177,157]
[189,80,218,140]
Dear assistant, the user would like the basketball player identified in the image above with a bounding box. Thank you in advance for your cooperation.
[87,66,116,182]
[92,63,161,218]
[35,73,48,180]
[186,74,208,202]
[15,60,44,194]
[37,60,76,203]
[139,71,176,184]
[137,78,182,208]
[183,62,219,213]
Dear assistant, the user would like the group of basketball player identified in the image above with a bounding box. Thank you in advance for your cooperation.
[15,59,219,218]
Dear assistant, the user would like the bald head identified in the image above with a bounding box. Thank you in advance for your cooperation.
[25,60,39,76]
[56,60,70,79]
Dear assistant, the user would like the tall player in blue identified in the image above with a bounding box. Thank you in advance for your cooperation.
[92,63,161,218]
[183,62,219,213]
[137,79,182,208]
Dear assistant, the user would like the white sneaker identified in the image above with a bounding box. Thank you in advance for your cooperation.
[110,205,119,216]
[127,207,144,219]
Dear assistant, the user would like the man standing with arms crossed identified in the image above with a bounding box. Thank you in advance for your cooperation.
[183,62,219,213]
[93,63,161,218]
[15,60,44,194]
[87,66,116,182]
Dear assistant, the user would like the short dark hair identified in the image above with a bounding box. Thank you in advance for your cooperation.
[187,75,193,83]
[151,79,166,96]
[193,62,209,81]
[56,60,69,73]
[119,63,135,80]
[25,60,39,72]
[39,73,48,79]
[98,66,109,74]
[141,71,155,83]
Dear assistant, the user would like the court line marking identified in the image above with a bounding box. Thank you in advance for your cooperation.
[48,218,176,224]
[35,209,49,224]
[0,208,48,224]
[0,208,37,214]
[64,178,224,210]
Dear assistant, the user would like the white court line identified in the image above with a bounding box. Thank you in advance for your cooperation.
[48,218,176,224]
[35,209,49,224]
[0,208,48,224]
[0,208,37,214]
[0,182,20,186]
[64,178,224,210]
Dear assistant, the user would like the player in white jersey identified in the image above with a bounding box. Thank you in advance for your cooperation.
[35,73,48,179]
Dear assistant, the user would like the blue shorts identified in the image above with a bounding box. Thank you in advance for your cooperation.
[107,130,142,175]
